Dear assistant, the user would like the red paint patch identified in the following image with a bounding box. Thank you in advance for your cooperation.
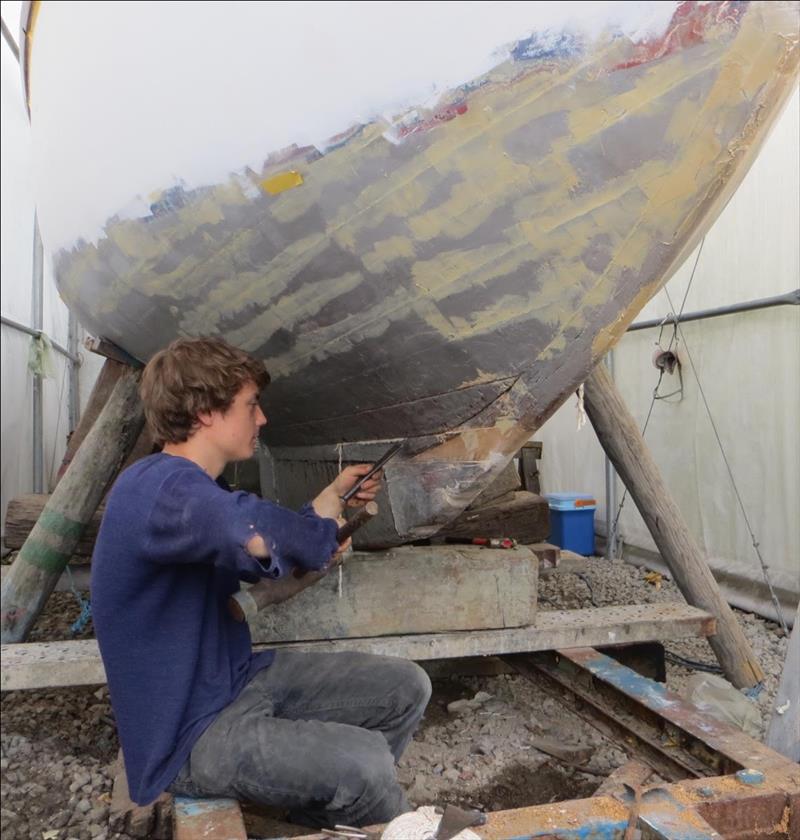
[397,101,469,139]
[613,0,745,71]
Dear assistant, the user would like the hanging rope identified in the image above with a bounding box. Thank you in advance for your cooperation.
[611,239,705,541]
[48,355,70,486]
[64,565,92,636]
[336,443,345,599]
[663,288,788,636]
[575,383,588,430]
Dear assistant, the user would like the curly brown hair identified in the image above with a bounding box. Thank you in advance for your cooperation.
[140,337,270,445]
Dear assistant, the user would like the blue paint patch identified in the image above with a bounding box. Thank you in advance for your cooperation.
[506,818,627,839]
[577,652,672,710]
[735,768,765,786]
[511,30,583,63]
[174,795,239,816]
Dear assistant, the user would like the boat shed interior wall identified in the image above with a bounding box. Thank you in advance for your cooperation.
[1,6,103,545]
[537,88,800,625]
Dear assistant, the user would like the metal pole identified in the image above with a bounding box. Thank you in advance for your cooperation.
[603,350,617,560]
[628,289,798,331]
[67,311,80,432]
[0,315,79,363]
[31,213,44,494]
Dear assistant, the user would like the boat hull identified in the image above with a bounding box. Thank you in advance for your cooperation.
[24,1,800,536]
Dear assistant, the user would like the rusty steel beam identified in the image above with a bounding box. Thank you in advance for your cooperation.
[503,652,713,781]
[469,763,800,839]
[485,648,800,839]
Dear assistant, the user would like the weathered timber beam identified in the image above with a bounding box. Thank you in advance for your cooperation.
[583,362,764,689]
[0,603,714,690]
[4,494,105,555]
[0,366,144,643]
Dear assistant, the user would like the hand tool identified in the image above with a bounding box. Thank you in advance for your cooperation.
[227,502,379,622]
[433,804,487,840]
[339,441,403,503]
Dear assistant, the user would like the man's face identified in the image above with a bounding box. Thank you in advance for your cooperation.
[206,381,267,462]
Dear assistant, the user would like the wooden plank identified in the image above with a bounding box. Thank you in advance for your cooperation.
[0,604,715,691]
[583,362,764,689]
[248,545,538,643]
[764,602,800,761]
[173,797,247,840]
[437,490,550,543]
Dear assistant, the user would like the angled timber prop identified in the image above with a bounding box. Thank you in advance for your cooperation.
[583,362,764,689]
[0,362,145,643]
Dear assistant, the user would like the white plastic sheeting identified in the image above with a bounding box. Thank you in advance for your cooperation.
[1,4,103,542]
[537,89,800,624]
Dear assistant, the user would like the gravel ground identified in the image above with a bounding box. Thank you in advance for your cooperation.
[1,554,790,839]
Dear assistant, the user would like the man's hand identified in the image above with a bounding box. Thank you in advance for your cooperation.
[311,464,383,519]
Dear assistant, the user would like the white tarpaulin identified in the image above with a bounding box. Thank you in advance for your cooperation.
[1,4,103,542]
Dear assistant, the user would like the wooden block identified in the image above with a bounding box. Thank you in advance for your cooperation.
[248,545,538,643]
[109,751,168,838]
[438,491,550,543]
[0,604,716,691]
[4,494,105,554]
[518,443,542,493]
[528,542,561,570]
[528,735,594,766]
[467,461,521,508]
[592,759,653,798]
[173,796,247,840]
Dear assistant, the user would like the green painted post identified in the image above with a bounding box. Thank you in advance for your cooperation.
[1,365,144,643]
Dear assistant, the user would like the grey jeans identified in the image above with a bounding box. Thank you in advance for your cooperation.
[168,650,432,828]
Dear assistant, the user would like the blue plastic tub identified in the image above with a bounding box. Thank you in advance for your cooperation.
[545,493,597,555]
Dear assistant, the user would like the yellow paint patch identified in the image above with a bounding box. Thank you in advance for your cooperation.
[261,170,304,195]
[361,237,417,274]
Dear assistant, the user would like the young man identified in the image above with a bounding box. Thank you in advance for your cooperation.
[91,337,431,829]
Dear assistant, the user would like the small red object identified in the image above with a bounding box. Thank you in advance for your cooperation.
[471,537,517,549]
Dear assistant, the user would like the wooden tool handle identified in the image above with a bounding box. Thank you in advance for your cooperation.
[336,500,379,542]
[228,502,380,622]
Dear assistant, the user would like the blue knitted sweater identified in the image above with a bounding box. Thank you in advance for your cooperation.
[90,453,339,804]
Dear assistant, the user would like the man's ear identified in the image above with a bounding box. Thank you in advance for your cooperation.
[195,412,214,429]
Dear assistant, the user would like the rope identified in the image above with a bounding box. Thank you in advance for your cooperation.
[64,565,92,636]
[663,288,788,636]
[575,383,588,430]
[610,238,705,541]
[48,355,70,486]
[336,443,344,599]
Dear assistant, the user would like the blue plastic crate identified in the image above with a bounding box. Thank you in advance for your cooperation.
[545,493,596,555]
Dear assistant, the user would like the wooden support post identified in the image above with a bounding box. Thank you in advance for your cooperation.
[764,603,799,762]
[56,359,127,482]
[583,362,764,689]
[0,366,144,643]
